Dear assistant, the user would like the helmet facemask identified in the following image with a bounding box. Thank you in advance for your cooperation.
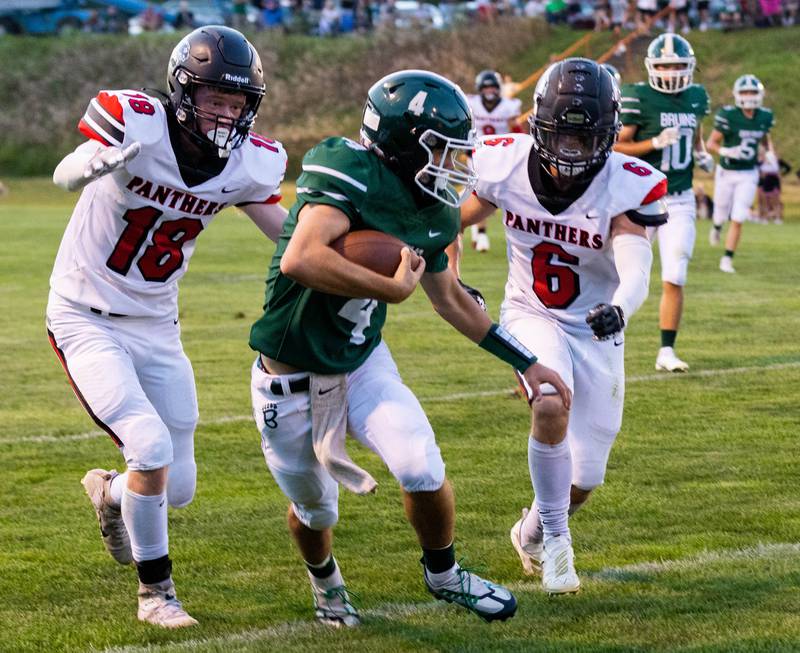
[646,59,695,94]
[734,76,764,110]
[415,128,478,207]
[173,72,262,158]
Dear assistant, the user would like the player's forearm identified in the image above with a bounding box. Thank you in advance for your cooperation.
[53,144,100,192]
[445,235,462,278]
[613,140,655,157]
[280,244,406,303]
[610,234,653,319]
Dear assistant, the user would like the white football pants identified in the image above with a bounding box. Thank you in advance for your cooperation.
[648,189,697,286]
[713,166,759,225]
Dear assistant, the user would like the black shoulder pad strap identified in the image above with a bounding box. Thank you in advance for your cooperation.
[626,198,668,227]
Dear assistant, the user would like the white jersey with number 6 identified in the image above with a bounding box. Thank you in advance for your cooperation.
[467,95,522,136]
[472,133,666,332]
[50,89,287,317]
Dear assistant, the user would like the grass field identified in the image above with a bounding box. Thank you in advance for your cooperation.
[1,176,799,652]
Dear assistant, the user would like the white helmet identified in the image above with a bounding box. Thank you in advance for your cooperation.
[645,33,696,94]
[733,74,764,110]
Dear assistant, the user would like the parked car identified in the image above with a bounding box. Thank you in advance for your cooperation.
[0,0,160,35]
[392,0,445,29]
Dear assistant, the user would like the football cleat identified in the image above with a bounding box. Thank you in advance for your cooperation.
[655,347,689,373]
[308,567,361,628]
[541,536,580,595]
[137,578,198,628]
[709,226,721,246]
[510,508,543,575]
[422,560,517,622]
[719,256,736,274]
[81,468,132,565]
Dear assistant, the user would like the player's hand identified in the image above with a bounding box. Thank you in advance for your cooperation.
[586,303,625,340]
[389,247,425,303]
[719,145,744,160]
[84,142,141,182]
[695,151,715,173]
[457,279,487,312]
[522,362,572,410]
[651,127,680,150]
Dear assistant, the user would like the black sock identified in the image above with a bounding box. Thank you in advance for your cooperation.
[137,555,172,585]
[713,224,722,231]
[306,555,337,579]
[661,329,677,348]
[477,227,486,234]
[725,249,735,258]
[422,543,456,573]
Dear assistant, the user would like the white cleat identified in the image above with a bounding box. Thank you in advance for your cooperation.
[655,347,689,373]
[509,508,543,575]
[308,567,361,628]
[474,232,490,252]
[719,256,736,273]
[81,468,132,565]
[708,227,721,246]
[541,536,580,595]
[137,578,198,629]
[423,562,517,622]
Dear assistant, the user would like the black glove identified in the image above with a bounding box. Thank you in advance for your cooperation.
[586,303,625,340]
[458,279,487,312]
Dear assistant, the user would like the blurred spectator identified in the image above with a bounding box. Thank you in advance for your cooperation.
[636,0,658,31]
[784,0,798,24]
[377,0,396,28]
[668,0,690,32]
[524,0,547,16]
[594,0,612,28]
[174,0,196,29]
[318,0,341,34]
[139,3,166,31]
[719,0,742,28]
[545,0,568,22]
[231,0,249,29]
[757,0,782,23]
[609,0,627,31]
[103,6,128,33]
[84,9,102,32]
[260,0,286,29]
[340,0,356,31]
[695,0,710,29]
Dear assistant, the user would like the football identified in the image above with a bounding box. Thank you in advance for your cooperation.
[330,229,409,277]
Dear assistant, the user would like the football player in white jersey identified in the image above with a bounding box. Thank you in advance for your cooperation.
[459,59,667,594]
[466,70,522,252]
[46,26,288,628]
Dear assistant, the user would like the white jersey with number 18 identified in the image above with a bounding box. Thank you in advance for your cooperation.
[50,89,287,317]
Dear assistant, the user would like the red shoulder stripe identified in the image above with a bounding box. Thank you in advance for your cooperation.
[264,194,282,204]
[96,91,124,125]
[78,119,111,146]
[642,178,667,205]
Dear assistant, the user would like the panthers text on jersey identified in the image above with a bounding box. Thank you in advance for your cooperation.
[620,82,709,193]
[50,89,287,317]
[249,137,460,374]
[714,105,774,171]
[472,134,666,332]
[467,95,523,136]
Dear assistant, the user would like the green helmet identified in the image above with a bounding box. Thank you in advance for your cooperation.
[733,74,764,110]
[601,63,622,88]
[360,69,477,207]
[645,33,696,94]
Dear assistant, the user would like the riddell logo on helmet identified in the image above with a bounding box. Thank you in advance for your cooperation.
[223,73,250,84]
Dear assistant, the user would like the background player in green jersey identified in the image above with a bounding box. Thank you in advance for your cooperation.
[248,70,571,627]
[707,75,776,273]
[615,33,714,373]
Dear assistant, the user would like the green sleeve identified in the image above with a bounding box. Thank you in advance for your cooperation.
[426,250,449,274]
[714,109,731,135]
[619,84,643,127]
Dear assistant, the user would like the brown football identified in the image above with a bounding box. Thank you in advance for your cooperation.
[330,229,408,277]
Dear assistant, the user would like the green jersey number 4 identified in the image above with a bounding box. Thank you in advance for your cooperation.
[338,298,379,345]
[660,127,694,172]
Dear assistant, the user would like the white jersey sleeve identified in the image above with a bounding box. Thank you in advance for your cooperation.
[51,89,287,317]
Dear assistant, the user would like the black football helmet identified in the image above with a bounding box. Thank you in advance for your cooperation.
[529,58,620,188]
[167,25,265,157]
[475,69,503,93]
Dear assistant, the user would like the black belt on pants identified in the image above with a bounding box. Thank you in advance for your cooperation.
[90,307,128,318]
[258,355,310,395]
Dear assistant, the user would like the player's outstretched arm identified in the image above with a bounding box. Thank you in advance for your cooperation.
[281,203,424,303]
[420,269,571,409]
[445,193,497,277]
[53,141,141,192]
[241,202,289,243]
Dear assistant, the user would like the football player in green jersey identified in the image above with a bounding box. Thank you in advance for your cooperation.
[248,70,571,627]
[615,33,713,373]
[706,75,775,273]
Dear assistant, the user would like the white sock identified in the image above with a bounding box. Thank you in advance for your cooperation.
[307,557,345,590]
[425,563,459,588]
[109,471,127,507]
[122,487,169,562]
[529,437,572,540]
[521,497,585,544]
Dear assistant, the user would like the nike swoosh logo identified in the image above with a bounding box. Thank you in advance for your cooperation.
[221,187,239,194]
[428,230,442,238]
[586,214,598,220]
[173,318,179,325]
[318,386,338,395]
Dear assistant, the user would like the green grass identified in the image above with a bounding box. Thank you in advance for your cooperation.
[1,178,799,652]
